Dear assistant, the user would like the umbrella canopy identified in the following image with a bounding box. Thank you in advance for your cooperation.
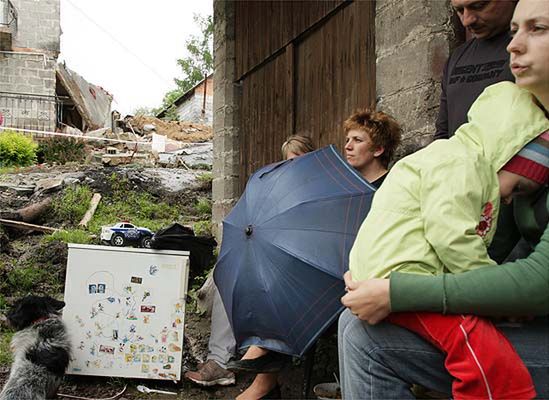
[214,145,376,356]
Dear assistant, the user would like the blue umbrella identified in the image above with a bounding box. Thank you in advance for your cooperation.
[213,145,376,356]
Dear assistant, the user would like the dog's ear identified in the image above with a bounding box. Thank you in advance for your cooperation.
[46,298,65,312]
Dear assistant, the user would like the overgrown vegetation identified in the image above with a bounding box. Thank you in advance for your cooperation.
[0,130,37,167]
[37,137,87,165]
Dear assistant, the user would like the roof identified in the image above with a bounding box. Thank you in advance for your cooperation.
[156,73,213,118]
[56,63,113,130]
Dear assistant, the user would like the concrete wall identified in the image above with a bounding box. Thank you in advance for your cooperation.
[0,53,56,95]
[0,0,59,130]
[11,0,61,54]
[375,0,454,156]
[211,0,240,240]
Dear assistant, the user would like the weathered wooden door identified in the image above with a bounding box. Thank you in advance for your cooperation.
[235,0,376,190]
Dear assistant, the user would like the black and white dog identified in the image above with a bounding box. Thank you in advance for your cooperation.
[0,296,71,400]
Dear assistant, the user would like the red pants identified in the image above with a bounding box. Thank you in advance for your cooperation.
[387,313,535,400]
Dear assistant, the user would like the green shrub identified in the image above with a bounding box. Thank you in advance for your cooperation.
[37,137,86,165]
[0,130,37,167]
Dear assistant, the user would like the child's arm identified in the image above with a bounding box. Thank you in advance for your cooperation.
[420,159,497,274]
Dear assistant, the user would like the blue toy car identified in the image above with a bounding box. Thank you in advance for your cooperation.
[100,222,153,248]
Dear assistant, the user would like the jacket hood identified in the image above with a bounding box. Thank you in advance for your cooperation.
[453,82,549,172]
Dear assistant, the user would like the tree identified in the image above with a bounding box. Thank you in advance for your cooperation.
[160,14,213,120]
[132,107,155,117]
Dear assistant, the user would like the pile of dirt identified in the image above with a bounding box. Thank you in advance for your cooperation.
[124,115,212,143]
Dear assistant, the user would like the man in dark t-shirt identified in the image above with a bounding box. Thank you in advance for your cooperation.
[435,0,517,140]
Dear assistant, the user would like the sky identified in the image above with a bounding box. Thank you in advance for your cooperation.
[59,0,213,116]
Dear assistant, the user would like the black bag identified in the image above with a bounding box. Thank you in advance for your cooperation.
[150,223,217,276]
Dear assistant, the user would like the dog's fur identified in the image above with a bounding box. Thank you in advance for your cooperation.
[0,296,71,400]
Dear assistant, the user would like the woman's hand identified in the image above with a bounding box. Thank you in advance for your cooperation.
[341,271,392,324]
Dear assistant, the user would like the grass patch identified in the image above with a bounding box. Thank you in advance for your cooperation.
[44,229,93,245]
[0,166,19,176]
[7,265,54,293]
[85,176,185,234]
[194,198,212,216]
[193,220,212,236]
[88,191,181,233]
[0,293,7,311]
[197,172,213,183]
[52,185,93,224]
[191,163,212,171]
[0,329,14,366]
[49,177,187,238]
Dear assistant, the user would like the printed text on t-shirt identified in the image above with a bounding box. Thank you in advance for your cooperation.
[449,60,506,85]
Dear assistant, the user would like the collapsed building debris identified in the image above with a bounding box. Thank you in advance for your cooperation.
[56,63,113,132]
[118,115,212,142]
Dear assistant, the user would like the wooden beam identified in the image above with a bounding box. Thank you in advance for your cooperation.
[0,219,58,234]
[78,193,102,228]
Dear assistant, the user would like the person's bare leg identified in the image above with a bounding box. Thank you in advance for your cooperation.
[236,373,278,400]
[241,345,269,360]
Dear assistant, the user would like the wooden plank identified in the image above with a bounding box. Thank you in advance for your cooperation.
[235,0,346,81]
[0,218,58,234]
[235,0,375,191]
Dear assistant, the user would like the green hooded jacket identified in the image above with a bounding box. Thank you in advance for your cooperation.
[350,82,549,281]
